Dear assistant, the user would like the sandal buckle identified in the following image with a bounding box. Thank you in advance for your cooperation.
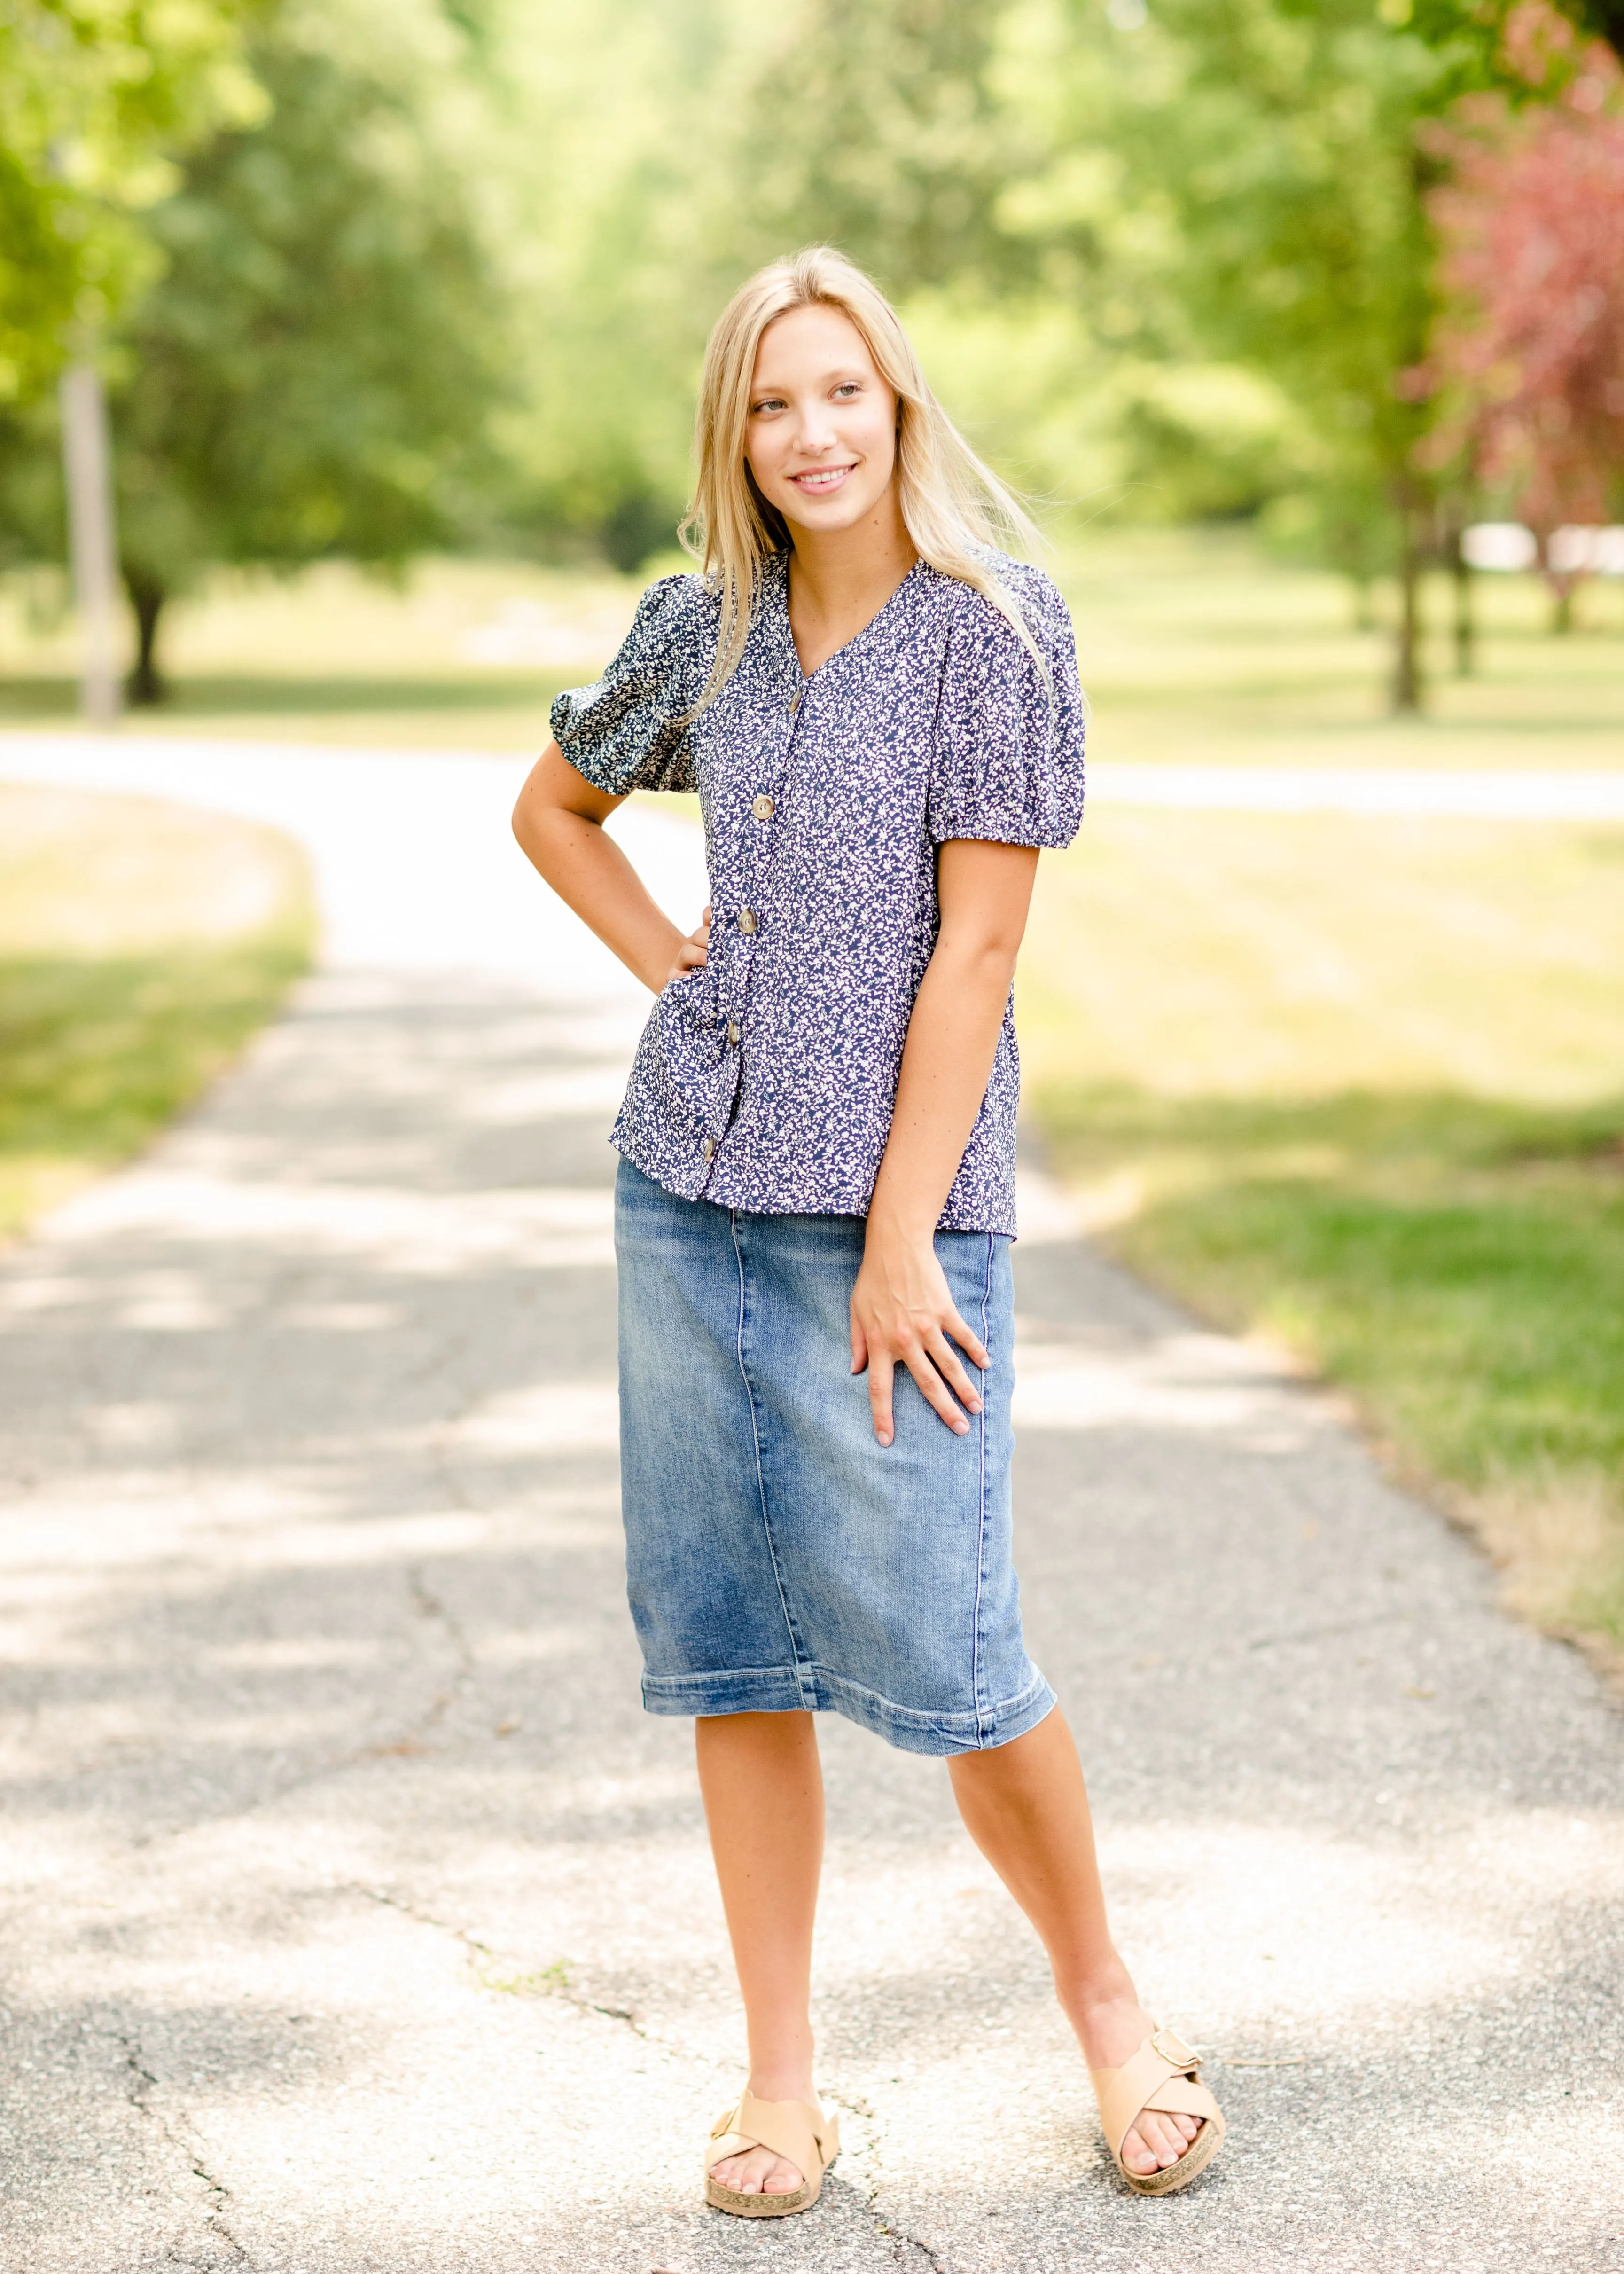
[1150,2026,1200,2070]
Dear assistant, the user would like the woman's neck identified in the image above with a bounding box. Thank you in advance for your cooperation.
[783,492,917,679]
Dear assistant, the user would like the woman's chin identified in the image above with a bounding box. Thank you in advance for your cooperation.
[779,486,883,539]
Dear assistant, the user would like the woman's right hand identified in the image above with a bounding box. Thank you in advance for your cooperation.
[664,905,711,985]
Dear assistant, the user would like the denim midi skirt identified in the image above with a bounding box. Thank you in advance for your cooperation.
[613,1159,1055,1756]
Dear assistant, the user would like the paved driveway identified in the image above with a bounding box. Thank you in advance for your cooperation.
[2,735,1620,2273]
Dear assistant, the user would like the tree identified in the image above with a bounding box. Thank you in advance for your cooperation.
[106,0,510,698]
[1426,26,1624,628]
[0,0,261,404]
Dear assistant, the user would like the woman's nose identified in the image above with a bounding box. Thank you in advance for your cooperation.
[792,405,836,454]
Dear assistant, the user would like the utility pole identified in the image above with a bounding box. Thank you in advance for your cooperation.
[59,359,122,725]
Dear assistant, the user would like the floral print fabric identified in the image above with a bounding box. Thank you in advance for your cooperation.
[549,551,1085,1235]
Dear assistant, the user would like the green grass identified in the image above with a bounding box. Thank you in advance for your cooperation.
[1022,807,1624,1662]
[3,529,1623,762]
[1052,525,1624,774]
[0,787,314,1242]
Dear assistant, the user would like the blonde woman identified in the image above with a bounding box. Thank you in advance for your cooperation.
[512,247,1222,2215]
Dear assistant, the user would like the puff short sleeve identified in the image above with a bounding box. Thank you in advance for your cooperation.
[928,563,1086,849]
[549,573,713,796]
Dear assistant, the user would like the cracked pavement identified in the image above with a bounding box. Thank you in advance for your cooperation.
[1,734,1622,2273]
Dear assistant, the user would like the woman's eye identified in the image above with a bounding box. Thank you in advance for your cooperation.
[752,398,785,415]
[833,383,860,399]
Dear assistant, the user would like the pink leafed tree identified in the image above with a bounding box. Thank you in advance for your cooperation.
[1425,6,1624,626]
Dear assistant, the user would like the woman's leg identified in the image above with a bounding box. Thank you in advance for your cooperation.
[695,1709,825,2196]
[947,1707,1202,2176]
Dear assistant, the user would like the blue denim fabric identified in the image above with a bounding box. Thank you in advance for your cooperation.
[614,1158,1055,1756]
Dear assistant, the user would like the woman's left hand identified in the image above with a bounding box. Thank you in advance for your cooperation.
[850,1222,988,1447]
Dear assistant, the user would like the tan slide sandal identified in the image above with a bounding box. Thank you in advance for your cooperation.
[1089,2024,1225,2196]
[705,2089,840,2218]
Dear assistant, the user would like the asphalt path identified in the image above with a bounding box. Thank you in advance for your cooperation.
[2,732,1621,2273]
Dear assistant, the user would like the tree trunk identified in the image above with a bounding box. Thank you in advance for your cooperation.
[1450,526,1474,678]
[1391,505,1424,714]
[125,573,167,705]
[1550,580,1575,635]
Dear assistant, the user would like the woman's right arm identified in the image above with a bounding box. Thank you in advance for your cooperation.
[512,741,708,993]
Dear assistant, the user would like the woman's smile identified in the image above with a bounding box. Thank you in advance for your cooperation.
[789,462,857,494]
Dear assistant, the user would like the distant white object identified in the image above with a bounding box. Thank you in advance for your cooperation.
[1549,524,1624,577]
[1461,522,1538,572]
[59,362,123,725]
[1107,0,1148,25]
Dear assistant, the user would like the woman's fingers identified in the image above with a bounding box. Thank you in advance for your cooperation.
[867,1348,897,1447]
[664,923,711,983]
[860,1320,983,1443]
[942,1304,989,1372]
[923,1325,983,1413]
[901,1341,972,1435]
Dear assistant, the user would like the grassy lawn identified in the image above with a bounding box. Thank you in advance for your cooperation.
[3,527,1623,764]
[1021,809,1624,1664]
[1057,526,1624,774]
[0,785,314,1243]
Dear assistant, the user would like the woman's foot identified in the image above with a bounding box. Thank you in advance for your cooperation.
[707,2075,815,2198]
[1076,1995,1204,2176]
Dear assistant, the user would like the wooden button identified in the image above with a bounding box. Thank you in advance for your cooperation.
[737,909,757,935]
[702,1137,715,1162]
[751,794,776,821]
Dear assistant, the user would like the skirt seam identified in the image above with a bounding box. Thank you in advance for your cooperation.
[972,1229,994,1737]
[727,1207,816,1711]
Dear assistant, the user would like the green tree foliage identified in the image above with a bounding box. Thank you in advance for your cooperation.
[480,0,779,568]
[996,0,1571,705]
[108,0,510,697]
[726,0,1029,290]
[0,0,261,402]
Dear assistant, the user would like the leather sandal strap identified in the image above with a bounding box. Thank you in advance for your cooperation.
[1093,2031,1213,2162]
[706,2093,835,2182]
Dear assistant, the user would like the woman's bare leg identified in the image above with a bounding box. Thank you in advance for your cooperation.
[947,1708,1202,2176]
[695,1710,824,2196]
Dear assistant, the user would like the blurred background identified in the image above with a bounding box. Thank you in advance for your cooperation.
[2,0,1622,1664]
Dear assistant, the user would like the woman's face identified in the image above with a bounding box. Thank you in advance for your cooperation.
[743,303,899,538]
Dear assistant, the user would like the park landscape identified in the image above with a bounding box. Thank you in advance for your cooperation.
[3,0,1624,2268]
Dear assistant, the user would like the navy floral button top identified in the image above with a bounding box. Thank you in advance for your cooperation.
[550,551,1085,1235]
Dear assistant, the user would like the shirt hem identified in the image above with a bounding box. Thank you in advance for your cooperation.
[610,1137,1017,1239]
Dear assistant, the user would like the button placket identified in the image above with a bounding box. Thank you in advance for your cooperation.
[720,679,797,1059]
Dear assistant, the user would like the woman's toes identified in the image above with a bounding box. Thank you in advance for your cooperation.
[713,2146,803,2196]
[1138,2112,1190,2166]
[1122,2124,1160,2173]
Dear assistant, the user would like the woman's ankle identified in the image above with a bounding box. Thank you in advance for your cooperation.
[750,2074,823,2101]
[745,2056,818,2104]
[1057,1957,1140,2035]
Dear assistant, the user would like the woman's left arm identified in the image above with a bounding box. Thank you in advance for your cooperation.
[851,838,1040,1446]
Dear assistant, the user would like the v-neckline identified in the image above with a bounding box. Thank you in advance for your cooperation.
[777,554,925,686]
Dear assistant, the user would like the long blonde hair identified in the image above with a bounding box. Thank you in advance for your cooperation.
[680,245,1045,708]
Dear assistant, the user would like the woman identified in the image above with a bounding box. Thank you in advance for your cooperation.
[511,246,1222,2215]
